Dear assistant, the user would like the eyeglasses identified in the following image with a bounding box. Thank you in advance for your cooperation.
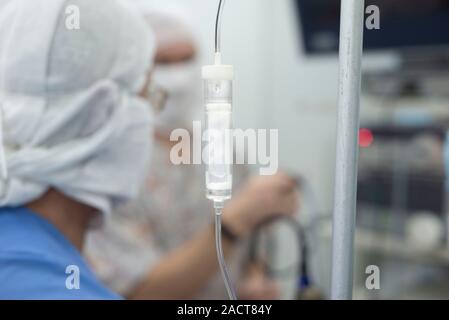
[145,80,169,114]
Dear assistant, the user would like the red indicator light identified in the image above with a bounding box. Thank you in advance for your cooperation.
[359,128,374,148]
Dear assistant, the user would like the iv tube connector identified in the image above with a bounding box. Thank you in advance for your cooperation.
[214,200,225,212]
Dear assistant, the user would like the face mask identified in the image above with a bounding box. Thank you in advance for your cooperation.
[63,94,154,216]
[0,81,154,219]
[152,60,202,133]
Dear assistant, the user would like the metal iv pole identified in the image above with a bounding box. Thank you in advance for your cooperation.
[331,0,365,300]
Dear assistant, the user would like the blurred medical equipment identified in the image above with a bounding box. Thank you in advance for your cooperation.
[248,217,325,300]
[406,212,445,250]
[358,125,447,235]
[297,0,449,55]
[0,0,155,216]
[246,176,326,300]
[297,0,449,98]
[295,0,449,300]
[202,0,236,300]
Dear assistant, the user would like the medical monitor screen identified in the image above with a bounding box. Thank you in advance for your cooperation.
[296,0,449,54]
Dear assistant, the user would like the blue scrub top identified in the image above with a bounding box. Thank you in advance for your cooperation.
[0,206,120,300]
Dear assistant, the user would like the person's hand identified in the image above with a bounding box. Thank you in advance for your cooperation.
[222,172,299,238]
[238,264,280,300]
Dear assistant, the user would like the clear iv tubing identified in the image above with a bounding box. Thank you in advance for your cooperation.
[215,203,237,300]
[209,0,238,301]
[215,0,225,53]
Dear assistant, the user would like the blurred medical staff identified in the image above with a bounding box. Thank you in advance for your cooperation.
[87,6,299,300]
[0,0,156,299]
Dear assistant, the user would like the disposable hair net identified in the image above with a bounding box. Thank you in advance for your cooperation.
[0,0,156,217]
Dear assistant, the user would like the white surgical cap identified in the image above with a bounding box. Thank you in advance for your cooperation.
[143,7,197,50]
[0,0,156,216]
